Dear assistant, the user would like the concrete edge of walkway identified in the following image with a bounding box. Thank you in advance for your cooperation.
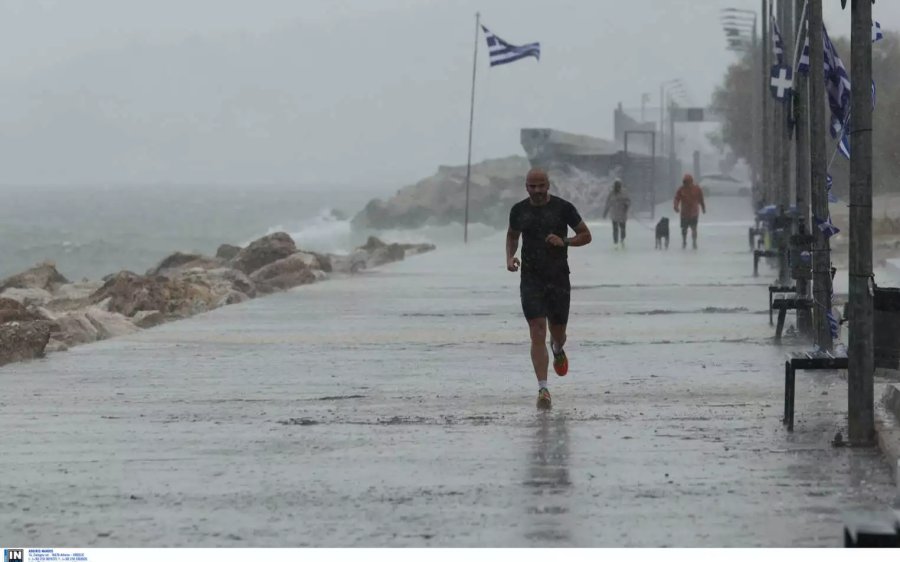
[875,383,900,486]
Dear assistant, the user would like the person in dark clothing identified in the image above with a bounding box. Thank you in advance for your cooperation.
[506,168,592,410]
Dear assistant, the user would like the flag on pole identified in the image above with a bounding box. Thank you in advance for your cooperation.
[827,309,840,340]
[481,25,540,67]
[826,174,838,203]
[772,17,786,64]
[798,35,810,74]
[823,25,851,158]
[816,214,841,239]
[873,21,884,43]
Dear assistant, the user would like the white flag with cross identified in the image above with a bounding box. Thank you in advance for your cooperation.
[770,64,793,102]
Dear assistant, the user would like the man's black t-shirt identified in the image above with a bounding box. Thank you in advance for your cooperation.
[509,195,583,278]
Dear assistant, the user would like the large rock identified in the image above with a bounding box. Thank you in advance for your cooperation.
[0,320,52,366]
[352,156,530,230]
[0,287,53,307]
[355,237,436,268]
[249,254,318,293]
[203,268,257,299]
[0,262,70,293]
[44,281,105,313]
[0,298,41,324]
[49,307,140,347]
[228,233,297,274]
[216,244,243,261]
[89,271,216,319]
[330,250,369,274]
[148,252,222,277]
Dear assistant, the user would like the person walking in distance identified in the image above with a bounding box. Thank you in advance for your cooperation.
[674,173,706,250]
[507,168,592,410]
[602,179,630,249]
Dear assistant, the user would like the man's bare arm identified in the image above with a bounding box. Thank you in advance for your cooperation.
[506,228,521,271]
[567,221,592,247]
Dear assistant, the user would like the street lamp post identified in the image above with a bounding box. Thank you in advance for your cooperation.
[720,8,759,186]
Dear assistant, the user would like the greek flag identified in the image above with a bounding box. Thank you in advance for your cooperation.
[827,310,840,340]
[873,21,884,43]
[816,214,841,239]
[799,21,883,76]
[798,36,809,74]
[772,17,785,64]
[824,25,852,157]
[826,174,838,203]
[481,25,540,67]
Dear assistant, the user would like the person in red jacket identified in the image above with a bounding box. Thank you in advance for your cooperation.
[673,173,706,250]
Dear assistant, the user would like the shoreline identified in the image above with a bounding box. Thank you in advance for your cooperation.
[0,232,435,368]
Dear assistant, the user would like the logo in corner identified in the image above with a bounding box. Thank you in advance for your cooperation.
[3,550,24,562]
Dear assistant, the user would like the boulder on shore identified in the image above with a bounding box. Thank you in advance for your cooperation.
[0,320,52,366]
[228,233,296,275]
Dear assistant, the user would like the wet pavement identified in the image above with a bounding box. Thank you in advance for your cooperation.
[2,198,899,546]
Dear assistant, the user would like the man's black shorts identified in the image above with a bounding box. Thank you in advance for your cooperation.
[520,273,571,325]
[680,216,699,231]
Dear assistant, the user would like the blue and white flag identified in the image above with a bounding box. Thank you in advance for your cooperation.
[823,25,851,157]
[838,131,851,159]
[873,21,884,43]
[826,173,838,203]
[816,214,841,239]
[798,35,810,74]
[481,25,540,67]
[827,309,840,340]
[770,64,793,101]
[772,17,786,64]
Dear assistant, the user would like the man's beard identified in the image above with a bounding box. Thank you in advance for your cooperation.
[529,193,548,204]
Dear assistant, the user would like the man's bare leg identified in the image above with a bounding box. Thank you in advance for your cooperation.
[549,323,567,354]
[528,317,549,383]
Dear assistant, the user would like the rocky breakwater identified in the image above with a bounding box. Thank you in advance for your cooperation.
[352,130,623,231]
[0,234,435,367]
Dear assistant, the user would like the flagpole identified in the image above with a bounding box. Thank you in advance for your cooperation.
[464,12,480,244]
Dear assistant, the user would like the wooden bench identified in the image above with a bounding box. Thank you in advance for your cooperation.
[768,285,795,325]
[843,511,900,547]
[753,249,780,277]
[748,226,764,251]
[783,350,849,432]
[772,296,812,343]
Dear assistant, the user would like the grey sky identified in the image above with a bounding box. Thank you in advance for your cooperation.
[0,0,895,188]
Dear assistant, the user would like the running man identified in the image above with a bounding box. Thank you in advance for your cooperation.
[674,173,706,250]
[506,168,592,410]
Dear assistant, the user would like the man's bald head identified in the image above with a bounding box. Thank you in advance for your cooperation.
[525,168,550,205]
[526,168,549,185]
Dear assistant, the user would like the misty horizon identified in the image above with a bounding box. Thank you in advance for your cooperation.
[0,0,895,190]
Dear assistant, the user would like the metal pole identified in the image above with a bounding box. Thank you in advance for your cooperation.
[781,0,794,208]
[794,0,812,335]
[651,131,657,220]
[659,84,665,156]
[463,12,480,244]
[761,0,771,205]
[848,0,875,445]
[752,18,760,188]
[776,0,791,286]
[808,0,833,349]
[669,99,676,187]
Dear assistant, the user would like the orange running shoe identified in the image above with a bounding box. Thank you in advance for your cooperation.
[536,388,552,410]
[552,348,568,376]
